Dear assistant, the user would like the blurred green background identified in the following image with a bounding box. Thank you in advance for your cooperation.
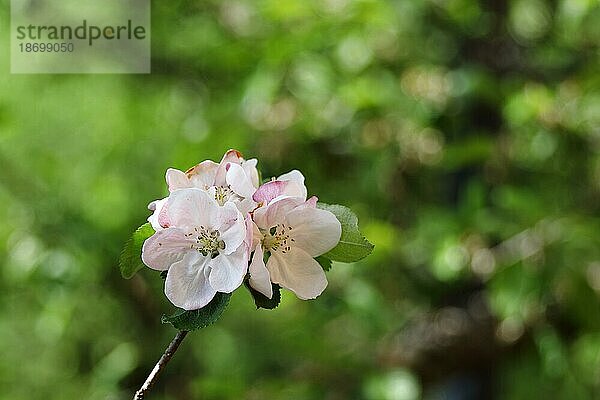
[1,0,599,399]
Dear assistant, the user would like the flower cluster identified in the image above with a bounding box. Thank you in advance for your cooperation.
[141,150,342,310]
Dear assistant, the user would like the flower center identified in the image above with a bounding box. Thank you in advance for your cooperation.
[189,226,225,258]
[261,224,294,254]
[214,185,234,206]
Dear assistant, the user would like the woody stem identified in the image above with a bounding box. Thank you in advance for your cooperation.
[133,330,189,400]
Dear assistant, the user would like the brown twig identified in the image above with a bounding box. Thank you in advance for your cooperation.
[133,330,189,399]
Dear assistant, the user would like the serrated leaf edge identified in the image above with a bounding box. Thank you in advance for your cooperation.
[161,292,232,331]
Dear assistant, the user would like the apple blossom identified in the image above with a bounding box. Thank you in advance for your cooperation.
[248,195,341,300]
[142,188,247,310]
[165,149,260,214]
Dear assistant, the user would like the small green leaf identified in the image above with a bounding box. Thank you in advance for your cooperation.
[244,281,281,309]
[119,223,155,279]
[317,203,374,263]
[161,292,232,331]
[316,255,332,271]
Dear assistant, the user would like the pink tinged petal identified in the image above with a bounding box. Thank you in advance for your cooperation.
[253,180,288,204]
[247,218,262,249]
[208,246,247,293]
[165,252,216,310]
[244,215,255,258]
[267,247,327,300]
[242,159,260,188]
[252,196,305,229]
[166,168,190,191]
[248,244,273,298]
[142,228,193,271]
[186,160,219,189]
[244,216,263,260]
[166,188,217,229]
[250,202,268,228]
[286,206,342,257]
[158,200,171,228]
[147,198,168,231]
[215,149,244,186]
[278,170,307,199]
[304,196,318,209]
[226,163,256,198]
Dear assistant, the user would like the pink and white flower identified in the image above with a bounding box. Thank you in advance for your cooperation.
[142,188,247,310]
[165,149,260,214]
[248,195,341,300]
[142,152,342,306]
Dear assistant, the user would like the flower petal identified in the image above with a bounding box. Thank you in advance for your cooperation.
[248,244,273,298]
[253,196,305,229]
[215,149,243,186]
[253,180,288,204]
[245,217,262,252]
[214,203,246,254]
[234,197,257,215]
[304,196,318,208]
[158,200,171,228]
[278,169,304,183]
[244,215,258,258]
[165,252,216,310]
[242,158,260,188]
[278,170,307,199]
[166,168,190,191]
[208,246,247,293]
[286,206,341,257]
[226,163,256,198]
[142,228,193,271]
[147,198,168,231]
[253,171,307,205]
[267,247,327,300]
[186,160,219,189]
[166,188,217,229]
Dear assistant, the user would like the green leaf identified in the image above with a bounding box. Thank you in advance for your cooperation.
[317,203,374,263]
[316,255,332,271]
[244,281,281,309]
[119,223,155,279]
[161,292,232,331]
